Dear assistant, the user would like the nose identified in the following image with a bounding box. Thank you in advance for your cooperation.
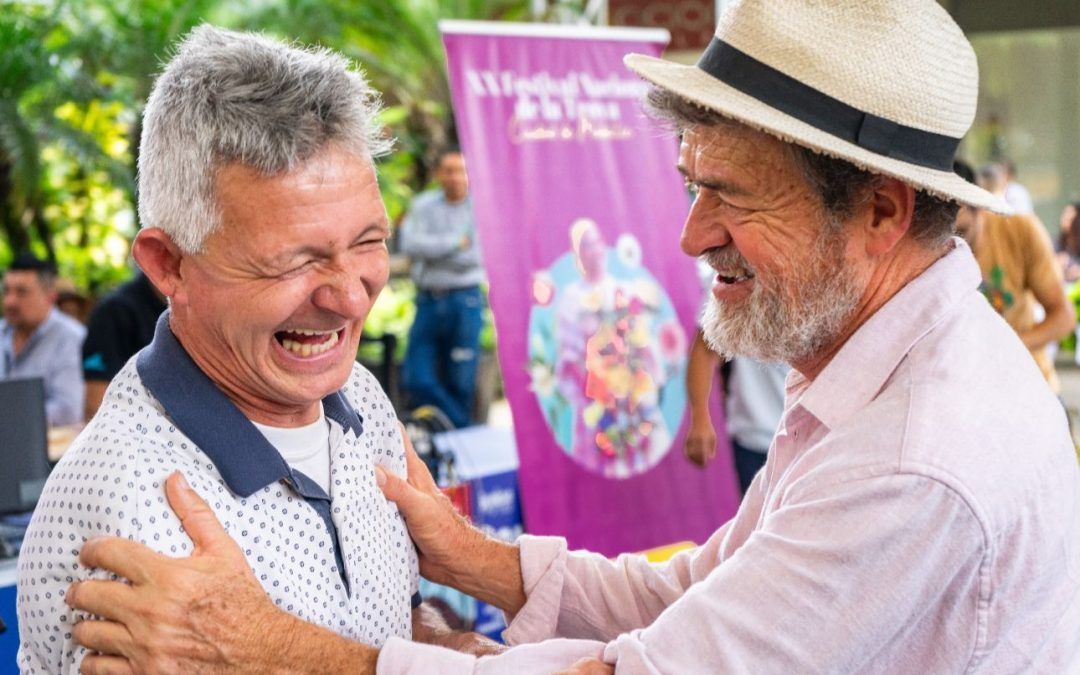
[311,264,376,320]
[680,195,731,257]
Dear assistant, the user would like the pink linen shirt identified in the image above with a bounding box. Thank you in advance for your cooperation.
[379,240,1080,673]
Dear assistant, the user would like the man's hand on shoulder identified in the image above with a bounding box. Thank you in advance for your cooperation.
[68,472,379,674]
[378,426,526,614]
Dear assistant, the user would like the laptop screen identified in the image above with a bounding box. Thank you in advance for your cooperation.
[0,378,50,515]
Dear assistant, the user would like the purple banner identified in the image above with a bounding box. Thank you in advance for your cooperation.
[442,23,738,555]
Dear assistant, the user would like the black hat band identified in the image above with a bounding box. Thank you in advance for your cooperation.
[696,38,960,172]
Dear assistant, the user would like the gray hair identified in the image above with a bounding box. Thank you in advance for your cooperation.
[644,87,958,249]
[138,25,392,252]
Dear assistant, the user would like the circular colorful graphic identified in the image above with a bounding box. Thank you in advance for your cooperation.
[527,219,687,479]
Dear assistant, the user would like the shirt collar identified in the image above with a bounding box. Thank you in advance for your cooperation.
[136,311,364,498]
[793,238,982,431]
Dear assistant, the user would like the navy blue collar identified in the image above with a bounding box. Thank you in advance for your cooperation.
[137,311,363,498]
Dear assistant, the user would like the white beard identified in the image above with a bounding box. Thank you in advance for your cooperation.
[700,226,862,364]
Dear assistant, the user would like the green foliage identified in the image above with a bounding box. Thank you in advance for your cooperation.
[0,0,531,297]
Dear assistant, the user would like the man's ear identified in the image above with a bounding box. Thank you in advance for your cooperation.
[132,228,186,305]
[863,177,917,256]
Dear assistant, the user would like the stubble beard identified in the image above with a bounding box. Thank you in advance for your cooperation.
[700,220,862,364]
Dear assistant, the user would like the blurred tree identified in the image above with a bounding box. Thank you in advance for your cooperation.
[0,0,218,288]
[0,0,536,293]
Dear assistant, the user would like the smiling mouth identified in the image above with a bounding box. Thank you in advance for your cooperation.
[274,328,344,357]
[717,271,754,284]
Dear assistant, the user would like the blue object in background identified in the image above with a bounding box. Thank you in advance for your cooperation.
[433,426,523,640]
[1,562,19,674]
[468,469,524,638]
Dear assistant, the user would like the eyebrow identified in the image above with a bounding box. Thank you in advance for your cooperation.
[676,164,753,198]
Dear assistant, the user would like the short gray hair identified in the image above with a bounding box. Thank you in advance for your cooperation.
[644,87,957,249]
[138,25,392,252]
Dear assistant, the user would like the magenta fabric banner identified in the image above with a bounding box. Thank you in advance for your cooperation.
[442,22,739,555]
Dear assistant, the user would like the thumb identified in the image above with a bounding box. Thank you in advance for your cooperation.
[375,465,428,518]
[165,471,239,558]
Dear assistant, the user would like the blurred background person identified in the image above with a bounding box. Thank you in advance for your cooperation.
[1001,159,1034,214]
[955,161,1076,394]
[81,270,167,418]
[53,278,92,324]
[685,333,788,496]
[978,162,1009,201]
[1056,201,1080,283]
[399,147,485,428]
[0,253,85,426]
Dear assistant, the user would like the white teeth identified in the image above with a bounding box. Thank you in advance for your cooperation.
[280,330,340,357]
[719,271,753,282]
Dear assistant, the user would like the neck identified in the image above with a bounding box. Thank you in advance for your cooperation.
[444,192,467,205]
[792,241,946,381]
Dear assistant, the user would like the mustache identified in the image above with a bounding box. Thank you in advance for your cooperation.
[700,246,754,274]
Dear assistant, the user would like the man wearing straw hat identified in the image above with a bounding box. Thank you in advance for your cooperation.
[67,1,1079,672]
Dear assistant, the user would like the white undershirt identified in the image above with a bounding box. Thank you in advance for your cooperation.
[252,404,332,494]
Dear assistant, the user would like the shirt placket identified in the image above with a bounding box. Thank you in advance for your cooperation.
[761,405,816,518]
[284,467,351,598]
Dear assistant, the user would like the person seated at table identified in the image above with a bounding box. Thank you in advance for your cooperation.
[0,253,85,426]
[16,25,496,674]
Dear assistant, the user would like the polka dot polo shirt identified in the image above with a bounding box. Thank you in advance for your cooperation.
[17,314,420,673]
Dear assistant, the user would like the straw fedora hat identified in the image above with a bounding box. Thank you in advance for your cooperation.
[624,0,1007,212]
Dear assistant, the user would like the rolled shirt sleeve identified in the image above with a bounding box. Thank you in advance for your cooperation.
[377,637,605,674]
[503,524,733,645]
[375,472,984,672]
[496,473,983,672]
[605,473,983,672]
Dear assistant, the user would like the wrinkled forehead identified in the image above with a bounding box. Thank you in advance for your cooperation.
[678,123,792,174]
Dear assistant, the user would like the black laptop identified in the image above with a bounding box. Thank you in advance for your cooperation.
[0,377,50,515]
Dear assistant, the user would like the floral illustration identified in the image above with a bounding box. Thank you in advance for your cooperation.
[528,218,687,479]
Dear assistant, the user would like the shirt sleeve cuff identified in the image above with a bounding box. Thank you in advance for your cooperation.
[501,534,569,646]
[377,637,477,674]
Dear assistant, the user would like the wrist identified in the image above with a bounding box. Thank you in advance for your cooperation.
[268,607,379,673]
[447,537,525,615]
[688,408,711,424]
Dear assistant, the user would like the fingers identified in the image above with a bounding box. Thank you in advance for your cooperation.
[80,538,166,584]
[80,654,135,675]
[66,580,136,622]
[72,619,135,659]
[164,472,238,557]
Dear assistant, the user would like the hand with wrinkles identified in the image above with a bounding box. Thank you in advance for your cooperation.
[67,472,378,674]
[376,426,527,616]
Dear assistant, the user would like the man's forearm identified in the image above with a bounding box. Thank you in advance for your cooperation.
[687,330,720,417]
[269,608,380,673]
[444,537,527,616]
[1022,306,1076,351]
